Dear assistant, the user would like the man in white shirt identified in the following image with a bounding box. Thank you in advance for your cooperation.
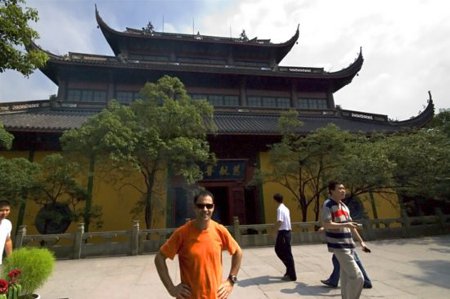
[0,200,13,265]
[273,193,297,281]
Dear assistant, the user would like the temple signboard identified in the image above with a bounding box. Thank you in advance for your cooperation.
[201,159,247,181]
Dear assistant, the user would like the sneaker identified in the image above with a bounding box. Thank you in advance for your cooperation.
[320,279,338,288]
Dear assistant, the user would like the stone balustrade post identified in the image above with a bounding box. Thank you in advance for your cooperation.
[14,225,26,249]
[130,220,140,255]
[360,218,373,241]
[434,208,446,231]
[233,216,241,244]
[401,210,411,238]
[73,223,85,259]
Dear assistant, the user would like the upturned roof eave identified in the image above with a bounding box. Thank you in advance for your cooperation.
[326,48,364,92]
[41,52,362,84]
[28,41,60,85]
[95,6,121,56]
[95,6,299,59]
[389,92,435,128]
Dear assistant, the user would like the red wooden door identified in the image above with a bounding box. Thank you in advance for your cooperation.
[230,187,246,224]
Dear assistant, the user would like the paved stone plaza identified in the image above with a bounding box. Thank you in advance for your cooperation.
[38,235,450,298]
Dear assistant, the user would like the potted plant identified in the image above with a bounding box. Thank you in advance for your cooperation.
[1,247,55,299]
[0,269,22,299]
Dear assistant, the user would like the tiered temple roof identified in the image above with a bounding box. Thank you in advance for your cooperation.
[96,8,299,67]
[0,7,434,142]
[0,96,434,134]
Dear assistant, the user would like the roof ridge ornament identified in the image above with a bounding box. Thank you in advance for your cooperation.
[240,30,248,41]
[142,21,154,34]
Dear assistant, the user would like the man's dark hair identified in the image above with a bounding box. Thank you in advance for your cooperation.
[328,180,341,194]
[194,190,214,204]
[0,200,11,208]
[273,193,283,203]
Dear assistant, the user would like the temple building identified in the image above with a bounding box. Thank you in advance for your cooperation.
[0,8,434,232]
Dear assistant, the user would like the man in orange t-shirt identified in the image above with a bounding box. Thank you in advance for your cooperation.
[155,190,243,299]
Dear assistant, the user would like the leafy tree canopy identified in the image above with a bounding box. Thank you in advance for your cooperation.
[255,108,450,220]
[386,128,450,202]
[254,110,355,221]
[0,0,48,75]
[336,133,396,197]
[427,110,450,137]
[131,75,216,184]
[0,156,39,206]
[59,103,133,231]
[61,76,215,229]
[0,122,13,149]
[29,153,87,207]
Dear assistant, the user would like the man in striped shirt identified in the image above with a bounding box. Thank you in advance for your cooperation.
[321,181,371,299]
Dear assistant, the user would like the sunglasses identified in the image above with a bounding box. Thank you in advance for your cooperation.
[196,203,214,209]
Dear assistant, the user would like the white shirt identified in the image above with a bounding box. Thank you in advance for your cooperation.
[0,219,12,264]
[276,203,292,231]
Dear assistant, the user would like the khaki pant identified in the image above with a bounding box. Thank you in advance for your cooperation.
[334,249,364,299]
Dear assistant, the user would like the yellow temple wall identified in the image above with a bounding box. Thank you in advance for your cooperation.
[258,152,401,224]
[2,149,401,235]
[1,150,167,235]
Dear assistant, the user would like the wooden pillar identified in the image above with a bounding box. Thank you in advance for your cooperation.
[57,77,67,101]
[107,72,115,101]
[290,80,297,108]
[240,78,247,106]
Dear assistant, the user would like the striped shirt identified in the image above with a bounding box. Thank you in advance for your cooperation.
[322,198,355,252]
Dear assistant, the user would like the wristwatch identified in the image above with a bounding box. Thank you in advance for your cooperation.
[228,274,238,285]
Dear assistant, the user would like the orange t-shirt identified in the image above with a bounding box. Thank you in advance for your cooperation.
[160,220,240,299]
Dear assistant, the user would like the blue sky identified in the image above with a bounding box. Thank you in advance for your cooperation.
[0,0,448,120]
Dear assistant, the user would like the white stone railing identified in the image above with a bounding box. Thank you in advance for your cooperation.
[14,209,450,259]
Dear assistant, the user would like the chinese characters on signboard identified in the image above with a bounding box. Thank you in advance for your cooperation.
[202,160,247,180]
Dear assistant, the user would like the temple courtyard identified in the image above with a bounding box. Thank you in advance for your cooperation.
[38,235,450,298]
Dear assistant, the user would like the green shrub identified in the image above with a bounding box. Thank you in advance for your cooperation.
[2,247,55,295]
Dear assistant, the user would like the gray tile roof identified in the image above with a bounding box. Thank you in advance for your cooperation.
[214,111,400,135]
[0,110,94,132]
[0,108,407,135]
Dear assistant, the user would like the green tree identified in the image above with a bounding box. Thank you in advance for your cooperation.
[0,156,38,207]
[60,102,133,232]
[29,154,98,234]
[253,111,352,221]
[427,110,450,137]
[334,134,398,219]
[387,128,450,204]
[0,122,14,149]
[0,0,47,75]
[119,76,215,229]
[62,76,215,229]
[337,134,396,195]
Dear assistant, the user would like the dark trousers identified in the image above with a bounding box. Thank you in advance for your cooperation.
[275,230,296,280]
[327,252,372,286]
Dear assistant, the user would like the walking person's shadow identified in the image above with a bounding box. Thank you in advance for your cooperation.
[238,275,339,297]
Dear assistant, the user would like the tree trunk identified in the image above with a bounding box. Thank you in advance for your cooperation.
[15,150,35,234]
[144,174,156,229]
[84,155,95,232]
[299,197,308,222]
[144,191,152,229]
